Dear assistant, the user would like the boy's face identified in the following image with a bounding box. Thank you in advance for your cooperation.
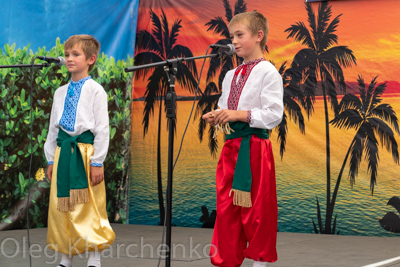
[64,44,96,81]
[229,22,263,62]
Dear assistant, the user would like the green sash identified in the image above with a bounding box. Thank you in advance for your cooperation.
[226,122,269,207]
[56,129,94,211]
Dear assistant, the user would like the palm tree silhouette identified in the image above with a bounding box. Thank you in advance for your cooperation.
[275,61,306,158]
[195,0,247,156]
[196,82,221,156]
[285,2,356,233]
[134,9,198,224]
[380,196,400,233]
[327,75,400,233]
[200,205,217,228]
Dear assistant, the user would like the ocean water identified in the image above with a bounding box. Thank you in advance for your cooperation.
[129,98,400,237]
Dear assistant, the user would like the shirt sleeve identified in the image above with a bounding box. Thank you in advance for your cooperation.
[217,71,233,109]
[44,99,59,165]
[249,69,284,129]
[217,92,226,110]
[90,88,109,166]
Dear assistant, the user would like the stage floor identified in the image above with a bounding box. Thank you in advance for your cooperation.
[0,224,400,266]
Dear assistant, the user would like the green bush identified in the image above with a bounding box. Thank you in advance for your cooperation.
[0,38,132,229]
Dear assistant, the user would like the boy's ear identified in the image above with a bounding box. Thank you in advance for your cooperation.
[87,54,97,65]
[257,30,264,42]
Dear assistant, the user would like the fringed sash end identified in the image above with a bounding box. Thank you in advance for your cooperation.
[57,189,89,212]
[229,189,252,208]
[70,188,89,205]
[57,197,71,212]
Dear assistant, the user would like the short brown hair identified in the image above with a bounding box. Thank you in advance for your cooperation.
[64,34,100,72]
[229,11,269,50]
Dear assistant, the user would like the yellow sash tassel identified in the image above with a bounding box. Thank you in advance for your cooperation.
[57,189,89,212]
[70,188,89,209]
[57,197,70,212]
[229,189,252,208]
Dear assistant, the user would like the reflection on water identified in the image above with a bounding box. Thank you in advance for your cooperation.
[129,98,400,237]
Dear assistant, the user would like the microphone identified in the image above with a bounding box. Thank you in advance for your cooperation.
[37,56,65,66]
[210,44,235,56]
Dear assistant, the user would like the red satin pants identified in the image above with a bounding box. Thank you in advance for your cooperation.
[210,136,278,267]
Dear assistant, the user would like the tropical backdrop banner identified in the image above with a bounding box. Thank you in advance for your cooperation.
[130,0,400,237]
[0,0,138,230]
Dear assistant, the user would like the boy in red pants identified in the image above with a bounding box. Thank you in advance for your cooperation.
[203,11,283,267]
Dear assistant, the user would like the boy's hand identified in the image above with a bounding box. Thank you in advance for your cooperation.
[213,109,247,124]
[202,111,216,126]
[90,166,104,186]
[46,164,53,181]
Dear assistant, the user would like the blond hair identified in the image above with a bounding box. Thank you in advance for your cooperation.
[64,34,100,72]
[229,11,269,50]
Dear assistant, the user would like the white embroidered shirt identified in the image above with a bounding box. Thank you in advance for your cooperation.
[218,60,284,129]
[44,77,109,166]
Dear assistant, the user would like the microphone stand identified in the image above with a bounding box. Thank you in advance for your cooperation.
[0,57,51,267]
[0,63,50,69]
[125,50,225,267]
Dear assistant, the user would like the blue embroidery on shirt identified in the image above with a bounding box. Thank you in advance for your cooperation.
[59,76,91,132]
[47,161,54,165]
[90,162,103,167]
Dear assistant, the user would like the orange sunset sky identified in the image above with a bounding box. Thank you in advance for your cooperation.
[133,0,400,98]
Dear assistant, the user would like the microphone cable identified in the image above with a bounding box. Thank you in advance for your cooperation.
[172,48,211,169]
[156,46,211,267]
[25,56,39,267]
[26,56,49,267]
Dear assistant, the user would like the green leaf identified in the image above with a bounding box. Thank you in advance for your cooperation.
[4,138,12,146]
[110,127,116,139]
[9,155,17,164]
[32,143,38,153]
[119,208,126,221]
[20,89,26,103]
[0,89,8,98]
[19,172,25,193]
[38,181,50,188]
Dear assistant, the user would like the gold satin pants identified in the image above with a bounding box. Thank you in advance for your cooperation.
[47,143,115,255]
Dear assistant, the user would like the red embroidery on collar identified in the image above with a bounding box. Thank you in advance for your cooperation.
[235,64,247,76]
[227,58,265,110]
